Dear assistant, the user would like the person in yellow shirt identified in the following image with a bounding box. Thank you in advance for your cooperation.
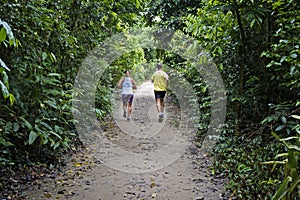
[151,63,169,121]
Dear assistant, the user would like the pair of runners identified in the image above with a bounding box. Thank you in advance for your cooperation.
[117,63,169,122]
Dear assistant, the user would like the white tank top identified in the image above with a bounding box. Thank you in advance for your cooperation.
[121,77,133,94]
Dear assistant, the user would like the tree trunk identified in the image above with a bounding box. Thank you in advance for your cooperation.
[233,0,246,134]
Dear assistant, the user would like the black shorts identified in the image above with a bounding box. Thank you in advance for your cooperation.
[154,91,166,99]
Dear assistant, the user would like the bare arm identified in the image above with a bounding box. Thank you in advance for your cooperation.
[166,79,169,89]
[151,73,154,83]
[131,79,137,90]
[117,77,124,89]
[165,73,169,89]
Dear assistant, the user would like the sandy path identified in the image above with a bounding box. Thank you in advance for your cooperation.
[25,81,226,200]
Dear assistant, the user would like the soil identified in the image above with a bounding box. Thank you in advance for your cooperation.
[20,81,227,200]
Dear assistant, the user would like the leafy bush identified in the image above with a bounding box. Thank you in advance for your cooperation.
[214,133,283,199]
[262,115,300,200]
[0,20,17,104]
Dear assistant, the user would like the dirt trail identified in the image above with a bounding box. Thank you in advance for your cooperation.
[25,81,226,200]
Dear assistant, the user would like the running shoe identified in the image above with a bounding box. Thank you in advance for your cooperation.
[126,117,131,122]
[159,113,164,119]
[123,110,127,118]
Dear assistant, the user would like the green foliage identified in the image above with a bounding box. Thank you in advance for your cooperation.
[262,115,300,200]
[0,0,149,169]
[214,133,283,199]
[145,0,201,29]
[0,20,18,166]
[261,0,300,91]
[183,0,276,128]
[178,0,300,199]
[0,19,19,105]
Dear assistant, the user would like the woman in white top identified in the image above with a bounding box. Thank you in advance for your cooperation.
[117,70,137,121]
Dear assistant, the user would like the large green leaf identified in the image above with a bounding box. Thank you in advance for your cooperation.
[0,80,9,98]
[272,176,292,200]
[0,27,6,43]
[287,176,300,197]
[0,20,15,46]
[0,20,14,40]
[28,131,38,145]
[9,94,15,106]
[19,117,33,130]
[291,115,300,120]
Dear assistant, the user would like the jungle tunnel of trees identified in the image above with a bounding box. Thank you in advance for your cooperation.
[0,0,299,199]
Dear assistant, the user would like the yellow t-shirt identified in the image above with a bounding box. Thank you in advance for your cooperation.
[151,70,169,91]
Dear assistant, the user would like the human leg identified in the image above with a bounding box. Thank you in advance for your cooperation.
[122,104,127,117]
[122,94,129,118]
[154,91,163,112]
[126,94,134,121]
[126,102,132,121]
[156,98,162,113]
[154,91,166,120]
[160,98,165,113]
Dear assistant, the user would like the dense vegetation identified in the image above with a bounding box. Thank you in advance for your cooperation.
[1,0,299,199]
